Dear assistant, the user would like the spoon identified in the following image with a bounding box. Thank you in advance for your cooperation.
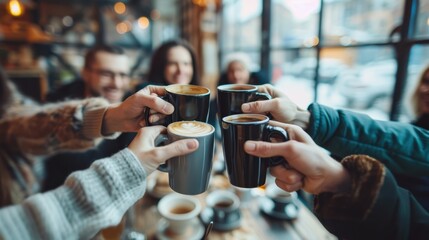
[203,221,213,240]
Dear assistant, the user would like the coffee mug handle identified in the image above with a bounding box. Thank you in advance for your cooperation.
[248,92,271,102]
[263,125,289,167]
[144,95,172,127]
[154,133,171,172]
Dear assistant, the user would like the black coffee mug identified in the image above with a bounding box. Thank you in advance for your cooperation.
[217,84,271,120]
[145,84,211,126]
[221,114,289,188]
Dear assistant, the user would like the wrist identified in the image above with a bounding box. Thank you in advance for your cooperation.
[292,109,310,130]
[325,162,352,193]
[102,104,121,135]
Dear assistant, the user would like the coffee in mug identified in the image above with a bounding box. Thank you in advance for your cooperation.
[145,84,211,126]
[205,190,241,230]
[156,121,215,195]
[158,193,202,235]
[221,114,289,188]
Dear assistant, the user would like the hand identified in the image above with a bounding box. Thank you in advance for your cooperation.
[241,84,311,129]
[128,126,199,175]
[244,123,351,195]
[102,85,174,134]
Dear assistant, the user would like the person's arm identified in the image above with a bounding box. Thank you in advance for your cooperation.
[0,126,198,240]
[244,123,429,240]
[243,84,429,176]
[0,98,112,155]
[307,103,429,176]
[315,155,429,240]
[0,149,143,240]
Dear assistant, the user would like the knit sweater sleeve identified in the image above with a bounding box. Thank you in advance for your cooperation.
[0,98,118,155]
[0,148,147,240]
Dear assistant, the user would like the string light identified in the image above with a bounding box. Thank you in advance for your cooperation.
[8,0,24,17]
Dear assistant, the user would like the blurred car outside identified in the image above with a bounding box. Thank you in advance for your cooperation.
[334,59,420,113]
[283,57,348,84]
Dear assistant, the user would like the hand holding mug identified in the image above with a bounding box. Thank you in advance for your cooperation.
[127,126,199,176]
[102,85,174,134]
[241,84,311,129]
[244,123,351,194]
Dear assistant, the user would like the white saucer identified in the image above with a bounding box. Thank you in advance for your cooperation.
[200,208,241,231]
[259,197,299,220]
[156,218,204,240]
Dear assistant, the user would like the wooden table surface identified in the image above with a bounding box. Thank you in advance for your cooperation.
[130,184,337,240]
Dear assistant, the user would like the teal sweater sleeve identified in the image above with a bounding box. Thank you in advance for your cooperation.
[306,103,429,176]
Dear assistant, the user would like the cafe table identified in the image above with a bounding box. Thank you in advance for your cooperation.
[129,175,337,240]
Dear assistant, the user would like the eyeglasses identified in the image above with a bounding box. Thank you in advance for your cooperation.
[89,68,130,80]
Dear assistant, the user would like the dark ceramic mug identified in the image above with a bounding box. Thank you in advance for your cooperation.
[221,114,289,188]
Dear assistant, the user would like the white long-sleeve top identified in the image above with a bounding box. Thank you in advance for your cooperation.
[0,148,148,240]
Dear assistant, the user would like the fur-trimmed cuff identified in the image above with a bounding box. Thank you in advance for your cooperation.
[314,155,385,220]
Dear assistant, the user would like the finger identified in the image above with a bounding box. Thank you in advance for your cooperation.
[142,85,167,96]
[241,99,272,114]
[136,87,174,115]
[244,140,288,158]
[275,179,303,192]
[270,165,303,185]
[129,126,166,149]
[155,139,199,161]
[268,121,315,144]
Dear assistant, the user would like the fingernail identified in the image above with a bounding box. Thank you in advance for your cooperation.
[245,142,256,151]
[163,103,174,114]
[242,104,250,112]
[187,140,198,149]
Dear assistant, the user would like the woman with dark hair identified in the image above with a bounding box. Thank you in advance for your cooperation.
[138,39,199,88]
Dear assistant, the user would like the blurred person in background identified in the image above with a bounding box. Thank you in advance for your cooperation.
[47,45,131,104]
[43,45,135,191]
[217,52,269,86]
[135,39,199,89]
[392,65,429,210]
[410,66,429,129]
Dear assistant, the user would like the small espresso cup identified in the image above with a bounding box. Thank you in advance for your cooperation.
[221,114,289,188]
[217,84,270,120]
[156,121,215,195]
[206,190,241,229]
[145,84,211,126]
[265,183,298,214]
[157,193,202,235]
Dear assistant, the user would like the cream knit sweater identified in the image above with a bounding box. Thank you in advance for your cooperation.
[0,148,148,240]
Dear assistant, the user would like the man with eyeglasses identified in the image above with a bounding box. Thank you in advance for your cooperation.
[47,45,131,104]
[43,45,135,191]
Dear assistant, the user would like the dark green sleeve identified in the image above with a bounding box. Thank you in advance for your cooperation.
[315,155,429,240]
[306,103,429,176]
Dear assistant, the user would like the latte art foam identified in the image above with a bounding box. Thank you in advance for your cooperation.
[168,121,214,137]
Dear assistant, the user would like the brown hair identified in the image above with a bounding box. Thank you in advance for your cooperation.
[411,66,429,116]
[83,45,126,69]
[147,39,199,86]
